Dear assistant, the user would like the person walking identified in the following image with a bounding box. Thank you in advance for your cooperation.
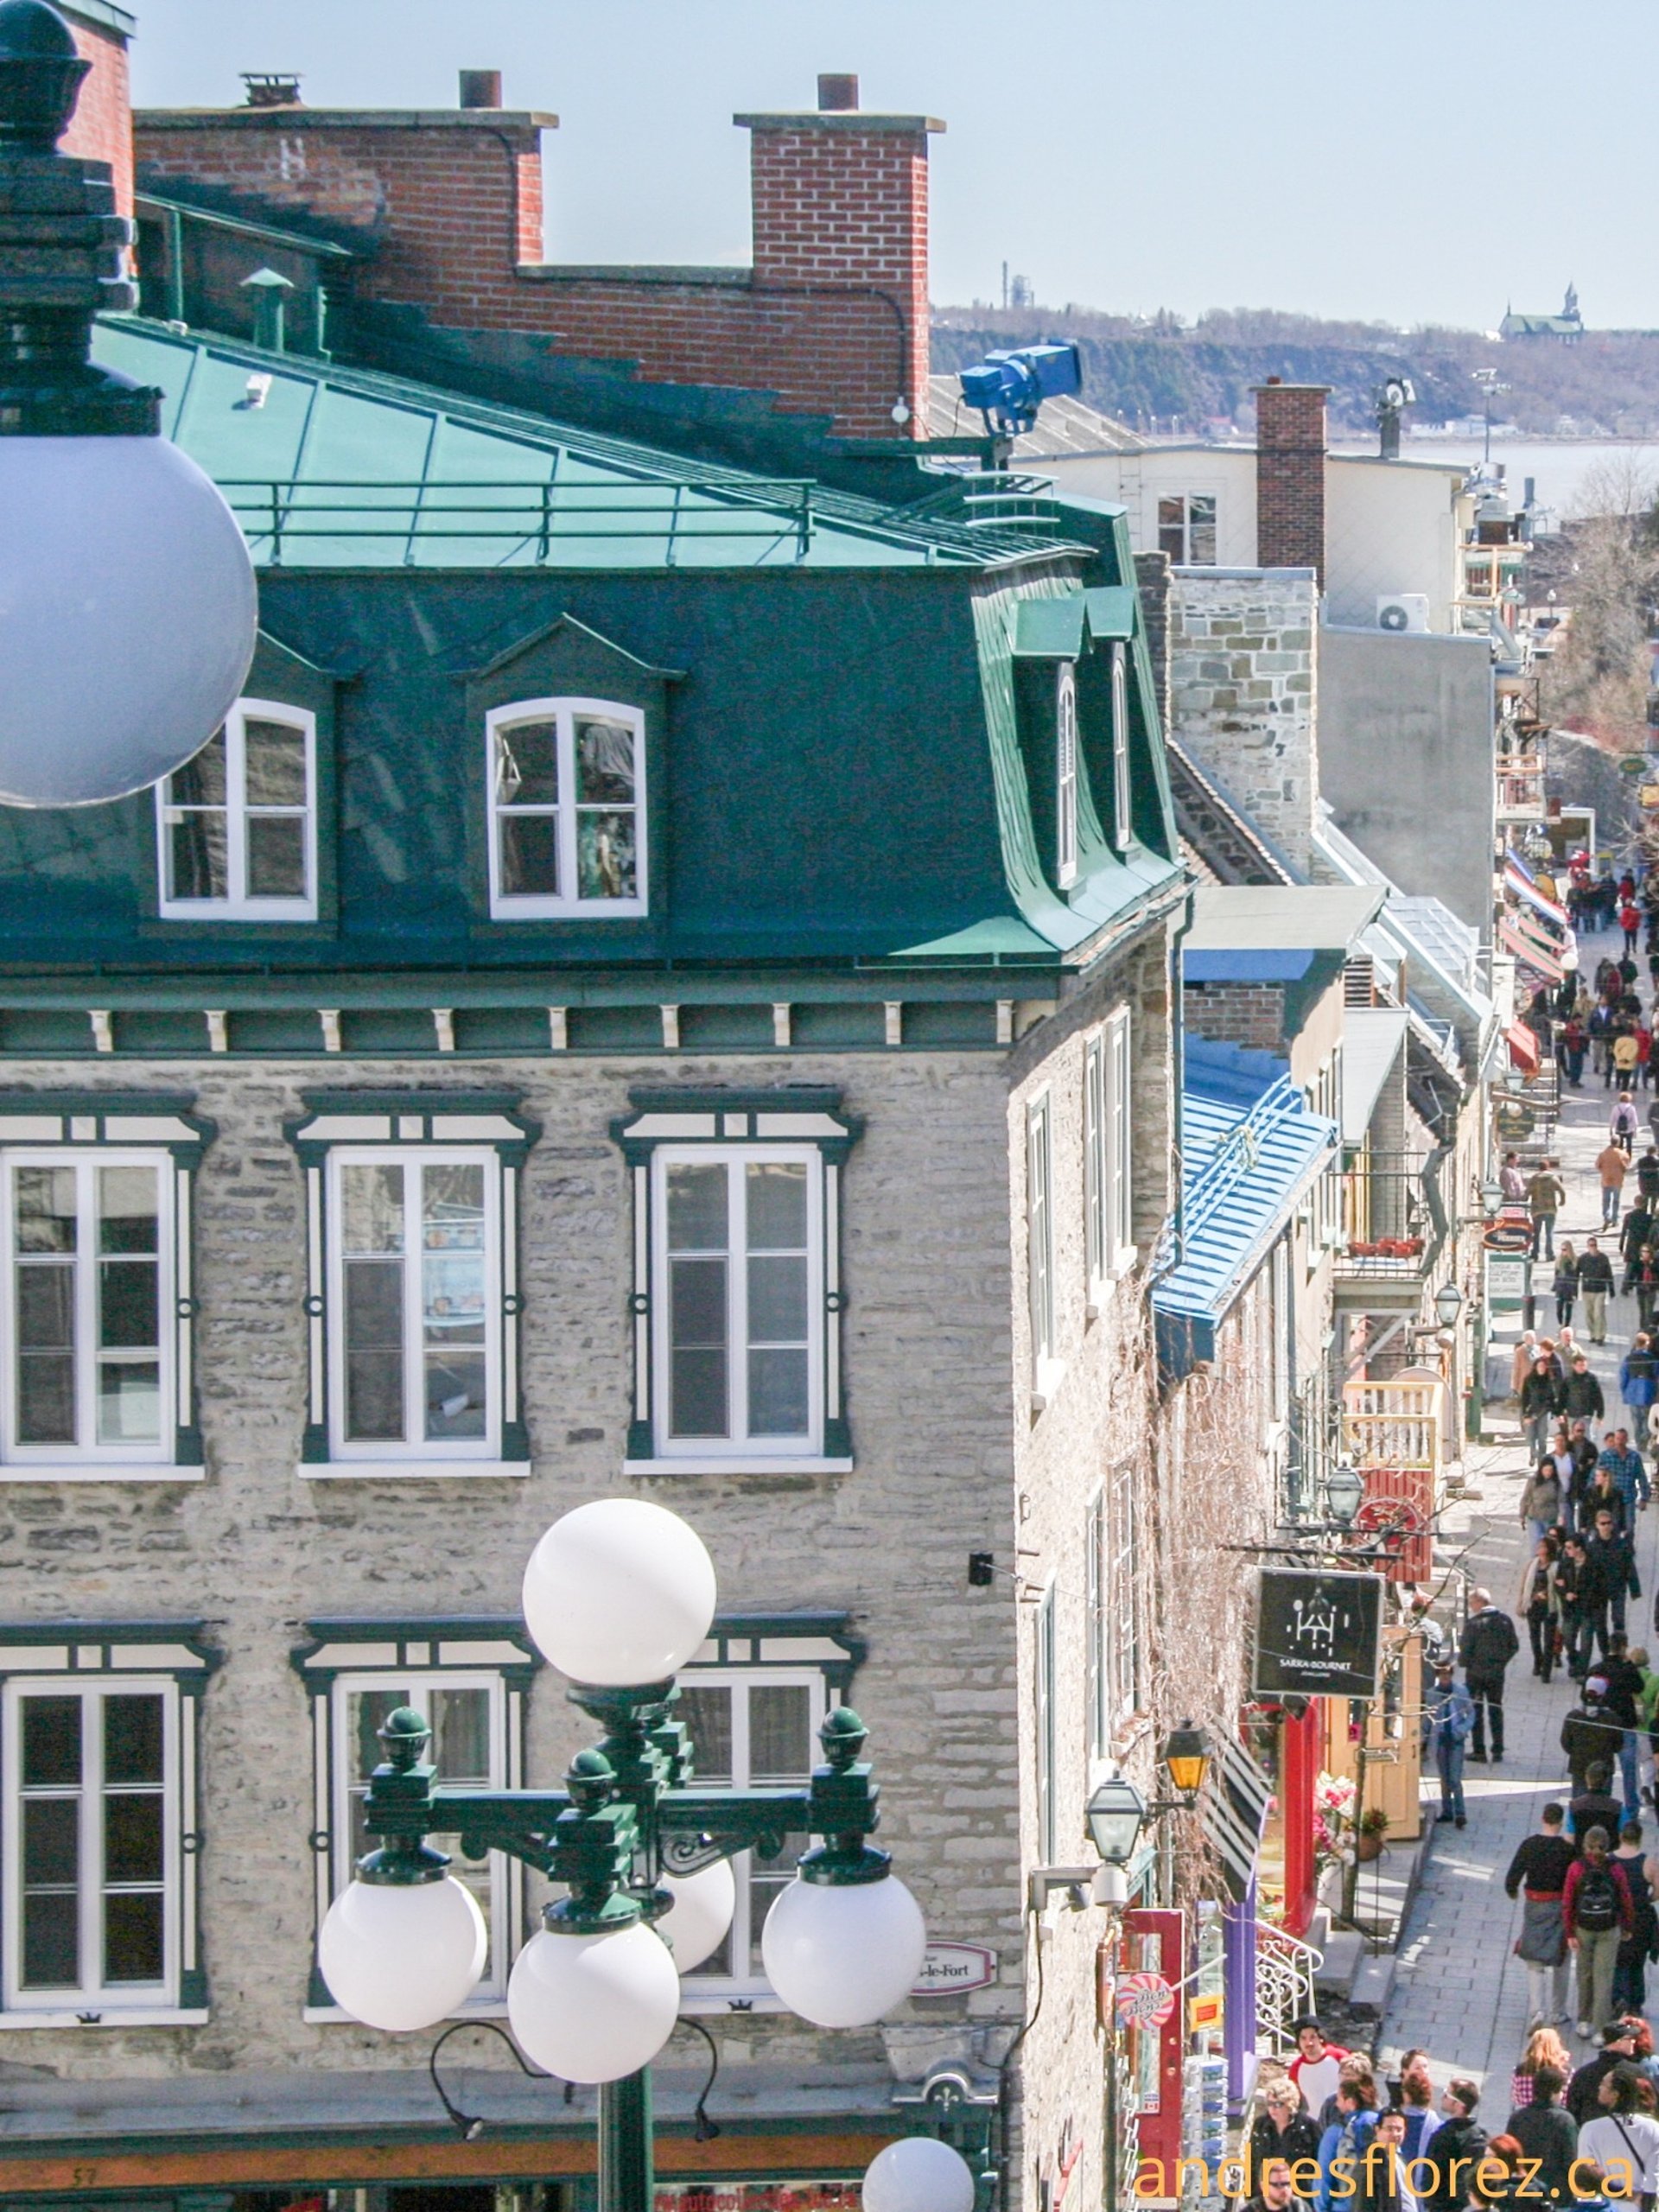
[1640,1148,1659,1210]
[1582,1240,1617,1344]
[1502,1151,1529,1204]
[1506,2065,1579,2206]
[1624,1204,1658,1294]
[1616,1033,1643,1091]
[1425,1656,1474,1827]
[1462,1587,1520,1762]
[1420,2082,1486,2212]
[1251,2078,1324,2172]
[1564,1015,1589,1089]
[1524,1354,1567,1464]
[1568,2020,1642,2125]
[1599,1141,1632,1229]
[1577,2064,1659,2208]
[1611,1823,1659,2016]
[1572,1758,1629,1849]
[1511,2027,1575,2111]
[1559,1539,1598,1681]
[1532,1160,1569,1257]
[1287,2018,1351,2118]
[1522,1535,1562,1680]
[1621,1336,1659,1446]
[1567,1350,1606,1440]
[1554,1245,1581,1334]
[1601,1430,1653,1526]
[1588,1507,1643,1649]
[1565,1827,1636,2036]
[1603,1636,1649,1819]
[1616,1095,1643,1157]
[1507,1805,1577,2026]
[1522,1459,1565,1548]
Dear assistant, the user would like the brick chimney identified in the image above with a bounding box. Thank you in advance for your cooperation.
[1253,379,1328,582]
[58,1,134,219]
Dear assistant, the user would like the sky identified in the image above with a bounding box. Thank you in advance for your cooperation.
[126,0,1659,333]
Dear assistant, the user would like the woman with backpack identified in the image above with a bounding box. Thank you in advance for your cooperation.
[1565,1825,1636,2036]
[1554,1244,1580,1332]
[1615,1093,1643,1156]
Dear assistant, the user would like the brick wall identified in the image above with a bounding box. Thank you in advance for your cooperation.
[1255,382,1328,580]
[1182,980,1287,1051]
[133,103,937,438]
[62,10,131,219]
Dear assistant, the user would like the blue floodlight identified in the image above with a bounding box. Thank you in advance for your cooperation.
[957,343,1083,436]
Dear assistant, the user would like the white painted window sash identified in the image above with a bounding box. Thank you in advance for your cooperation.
[156,699,317,923]
[485,696,647,919]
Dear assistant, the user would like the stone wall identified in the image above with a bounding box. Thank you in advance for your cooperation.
[1168,570,1319,877]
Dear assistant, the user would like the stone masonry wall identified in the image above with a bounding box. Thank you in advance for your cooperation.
[0,1046,1024,2089]
[1169,569,1320,879]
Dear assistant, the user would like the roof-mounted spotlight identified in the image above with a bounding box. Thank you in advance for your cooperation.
[957,343,1082,436]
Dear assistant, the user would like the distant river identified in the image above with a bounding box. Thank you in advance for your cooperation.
[1357,435,1656,520]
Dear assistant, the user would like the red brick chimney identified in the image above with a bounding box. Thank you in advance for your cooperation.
[1253,379,1328,581]
[59,1,134,219]
[134,73,942,439]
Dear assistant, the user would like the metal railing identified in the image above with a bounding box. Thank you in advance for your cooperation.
[217,477,820,566]
[1496,753,1548,818]
[1255,1923,1324,2055]
[1338,1149,1448,1276]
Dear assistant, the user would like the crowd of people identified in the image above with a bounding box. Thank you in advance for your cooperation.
[1242,2016,1659,2212]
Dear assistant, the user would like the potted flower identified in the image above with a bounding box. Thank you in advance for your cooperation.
[1355,1805,1389,1862]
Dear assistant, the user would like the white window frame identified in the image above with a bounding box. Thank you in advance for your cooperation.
[1085,1014,1136,1305]
[1056,663,1078,888]
[1269,1237,1291,1429]
[326,1669,513,2013]
[1089,1465,1143,1768]
[1,1675,186,2020]
[648,1144,825,1465]
[677,1662,830,2012]
[486,696,647,920]
[1109,643,1133,852]
[156,698,318,922]
[1156,491,1218,568]
[322,1146,503,1471]
[1035,1583,1058,1865]
[1027,1095,1057,1398]
[1,1148,180,1477]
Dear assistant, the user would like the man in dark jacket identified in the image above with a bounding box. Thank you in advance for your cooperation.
[1562,1680,1624,1795]
[1420,2082,1485,2212]
[1460,1589,1520,1761]
[1580,1239,1616,1344]
[1564,1354,1606,1434]
[1506,2065,1578,2203]
[1567,2020,1640,2123]
[1586,1507,1641,1647]
[1568,1758,1627,1846]
[1623,1202,1656,1291]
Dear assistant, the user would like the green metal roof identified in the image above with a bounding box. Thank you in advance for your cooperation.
[93,318,1088,574]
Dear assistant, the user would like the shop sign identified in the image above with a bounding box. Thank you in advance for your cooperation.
[1485,1253,1528,1312]
[1116,1970,1177,2030]
[912,1942,996,1995]
[1254,1567,1382,1698]
[1189,1992,1224,2031]
[652,2188,861,2212]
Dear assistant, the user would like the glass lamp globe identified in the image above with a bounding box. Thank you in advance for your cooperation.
[507,1918,681,2084]
[0,435,257,805]
[760,1872,926,2028]
[317,1876,487,2032]
[658,1858,736,1974]
[863,2139,978,2212]
[521,1497,717,1685]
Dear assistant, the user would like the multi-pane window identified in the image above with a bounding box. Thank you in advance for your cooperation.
[654,1149,820,1455]
[331,1673,510,2005]
[4,1155,169,1465]
[327,1152,498,1459]
[1056,664,1078,887]
[486,698,646,917]
[1089,1465,1143,1759]
[1109,642,1133,851]
[677,1667,825,2004]
[157,701,316,920]
[1035,1586,1057,1863]
[3,1680,179,2012]
[1027,1096,1054,1378]
[1084,1013,1134,1295]
[1156,492,1217,567]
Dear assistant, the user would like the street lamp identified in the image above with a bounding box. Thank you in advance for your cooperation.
[320,1497,929,2212]
[1160,1722,1211,1804]
[0,0,257,804]
[1433,1281,1465,1330]
[1085,1775,1148,1867]
[1324,1459,1367,1529]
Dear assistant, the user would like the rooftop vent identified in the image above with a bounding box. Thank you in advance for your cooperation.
[817,73,858,111]
[459,69,502,110]
[242,72,302,108]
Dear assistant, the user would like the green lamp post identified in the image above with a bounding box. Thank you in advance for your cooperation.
[320,1498,935,2212]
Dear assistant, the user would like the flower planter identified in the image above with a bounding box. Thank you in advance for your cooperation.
[1355,1831,1386,1864]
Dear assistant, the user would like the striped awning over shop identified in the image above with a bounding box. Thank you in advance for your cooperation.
[1202,1732,1274,1901]
[1498,919,1564,983]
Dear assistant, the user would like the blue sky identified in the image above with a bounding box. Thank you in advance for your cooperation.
[128,0,1656,332]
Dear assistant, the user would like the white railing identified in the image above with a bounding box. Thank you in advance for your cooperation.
[1255,1922,1324,2055]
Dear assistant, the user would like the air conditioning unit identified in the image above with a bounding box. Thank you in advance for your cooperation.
[1376,592,1430,633]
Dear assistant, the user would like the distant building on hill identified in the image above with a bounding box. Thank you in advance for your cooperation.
[1501,283,1584,341]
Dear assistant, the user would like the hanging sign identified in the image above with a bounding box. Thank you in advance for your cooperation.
[1116,1970,1177,2030]
[1189,1992,1224,2031]
[1254,1567,1383,1698]
[911,1942,997,1996]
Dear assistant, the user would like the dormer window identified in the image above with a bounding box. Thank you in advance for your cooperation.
[156,700,317,921]
[1056,664,1078,888]
[1109,643,1132,852]
[486,698,646,918]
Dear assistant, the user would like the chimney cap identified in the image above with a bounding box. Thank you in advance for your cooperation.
[242,71,302,108]
[459,67,501,110]
[817,72,858,111]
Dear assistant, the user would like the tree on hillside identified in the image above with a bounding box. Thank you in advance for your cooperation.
[1541,456,1659,750]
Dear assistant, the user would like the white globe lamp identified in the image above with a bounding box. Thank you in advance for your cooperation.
[522,1497,717,1685]
[0,0,258,808]
[507,1918,681,2084]
[862,2139,978,2212]
[658,1857,736,1974]
[760,1870,926,2028]
[317,1875,487,2032]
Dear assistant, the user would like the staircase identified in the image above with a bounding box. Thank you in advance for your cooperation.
[1255,1922,1324,2055]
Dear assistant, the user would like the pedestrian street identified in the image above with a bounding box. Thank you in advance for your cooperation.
[1380,919,1659,2092]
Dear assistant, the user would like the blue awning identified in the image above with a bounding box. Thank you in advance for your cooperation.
[1154,1058,1338,1376]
